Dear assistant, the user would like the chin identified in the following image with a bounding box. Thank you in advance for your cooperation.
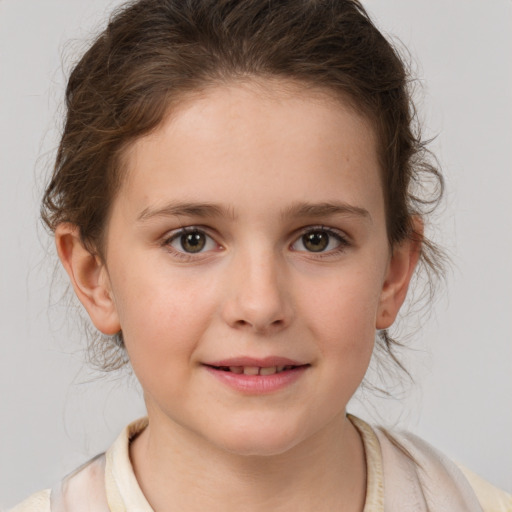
[210,419,307,458]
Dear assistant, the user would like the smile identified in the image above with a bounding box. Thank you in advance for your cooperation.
[210,365,301,375]
[203,359,310,394]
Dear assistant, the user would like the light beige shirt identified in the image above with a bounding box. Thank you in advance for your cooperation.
[11,416,512,512]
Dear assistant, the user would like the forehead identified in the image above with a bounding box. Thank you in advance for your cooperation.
[117,80,383,220]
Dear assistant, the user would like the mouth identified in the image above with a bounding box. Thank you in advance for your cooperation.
[203,358,309,393]
[206,364,306,376]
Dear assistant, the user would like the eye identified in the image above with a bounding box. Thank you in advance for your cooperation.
[167,228,218,254]
[291,227,348,253]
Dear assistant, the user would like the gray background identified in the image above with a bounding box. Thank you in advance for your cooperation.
[1,0,510,507]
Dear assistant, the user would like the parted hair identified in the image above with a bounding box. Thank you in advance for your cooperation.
[43,0,444,371]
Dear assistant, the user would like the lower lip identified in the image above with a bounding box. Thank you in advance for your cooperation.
[204,365,308,394]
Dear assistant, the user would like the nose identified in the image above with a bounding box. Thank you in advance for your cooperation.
[221,249,293,335]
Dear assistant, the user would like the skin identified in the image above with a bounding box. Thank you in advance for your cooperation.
[56,80,420,512]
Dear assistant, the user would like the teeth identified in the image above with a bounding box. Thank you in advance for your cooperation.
[243,366,260,375]
[219,365,298,375]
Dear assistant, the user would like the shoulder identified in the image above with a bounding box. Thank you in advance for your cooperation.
[9,455,109,512]
[8,489,51,512]
[458,465,512,512]
[376,424,512,512]
[9,418,150,512]
[349,415,511,512]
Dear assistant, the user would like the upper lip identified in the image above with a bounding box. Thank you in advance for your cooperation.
[204,356,307,368]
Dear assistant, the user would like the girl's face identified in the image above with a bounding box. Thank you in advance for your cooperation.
[82,81,415,456]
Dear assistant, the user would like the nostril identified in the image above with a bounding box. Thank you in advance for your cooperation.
[232,317,285,333]
[221,287,292,332]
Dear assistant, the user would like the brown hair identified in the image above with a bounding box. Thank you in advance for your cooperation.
[42,0,444,371]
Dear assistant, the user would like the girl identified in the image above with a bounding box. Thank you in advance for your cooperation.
[9,0,511,510]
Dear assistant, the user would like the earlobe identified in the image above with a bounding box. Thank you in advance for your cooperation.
[376,218,423,330]
[55,224,121,335]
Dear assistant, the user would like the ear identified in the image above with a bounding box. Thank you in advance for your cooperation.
[55,223,121,335]
[376,217,423,329]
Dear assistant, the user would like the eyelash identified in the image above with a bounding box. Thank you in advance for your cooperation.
[162,227,220,262]
[161,225,351,261]
[291,225,351,258]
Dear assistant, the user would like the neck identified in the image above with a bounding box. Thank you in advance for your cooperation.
[130,411,366,512]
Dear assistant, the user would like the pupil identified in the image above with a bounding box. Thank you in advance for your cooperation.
[303,231,328,252]
[181,232,206,253]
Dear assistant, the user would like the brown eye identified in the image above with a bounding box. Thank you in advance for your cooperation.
[180,231,206,253]
[291,228,347,254]
[302,231,329,252]
[168,229,217,255]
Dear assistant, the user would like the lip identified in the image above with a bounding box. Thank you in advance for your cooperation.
[205,356,305,367]
[202,356,310,395]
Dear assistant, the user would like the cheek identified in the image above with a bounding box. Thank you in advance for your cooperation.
[298,267,384,356]
[110,266,219,372]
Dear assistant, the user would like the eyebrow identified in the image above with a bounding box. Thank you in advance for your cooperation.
[280,201,372,222]
[137,200,371,223]
[137,201,235,222]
